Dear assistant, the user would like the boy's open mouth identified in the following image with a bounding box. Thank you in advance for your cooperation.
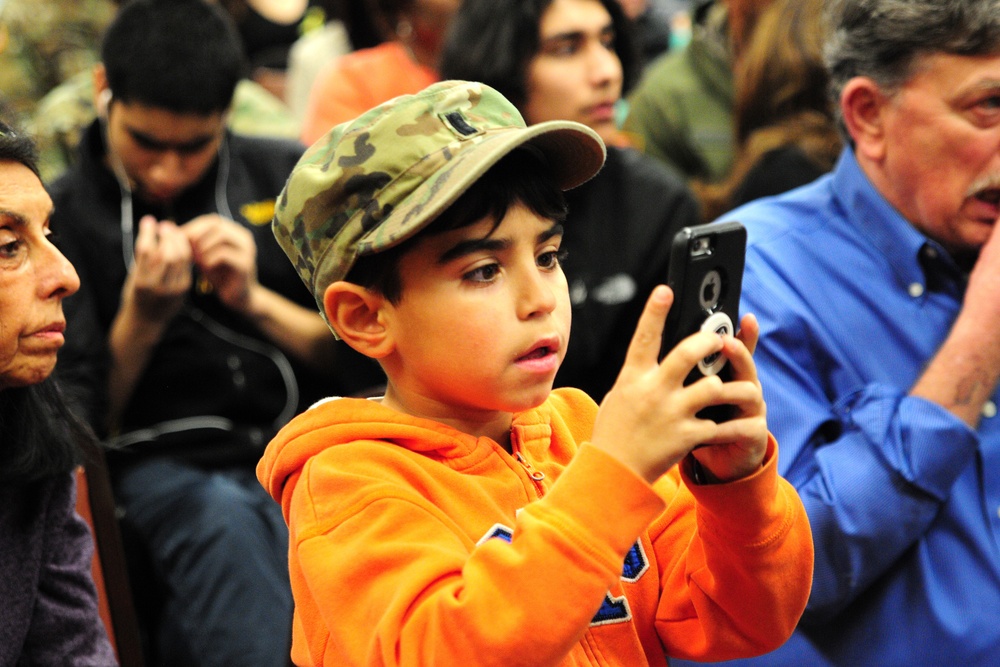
[519,346,552,361]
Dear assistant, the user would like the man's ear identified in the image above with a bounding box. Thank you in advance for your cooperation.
[323,281,394,359]
[840,77,889,163]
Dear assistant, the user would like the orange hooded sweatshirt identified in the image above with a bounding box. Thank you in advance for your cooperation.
[258,388,812,667]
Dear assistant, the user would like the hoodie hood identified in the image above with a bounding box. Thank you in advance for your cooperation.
[257,393,596,510]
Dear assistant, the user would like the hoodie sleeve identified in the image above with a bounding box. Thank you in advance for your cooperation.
[649,436,814,661]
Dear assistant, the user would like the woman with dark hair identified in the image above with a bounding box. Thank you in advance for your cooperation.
[441,0,701,401]
[0,121,116,664]
[694,0,840,221]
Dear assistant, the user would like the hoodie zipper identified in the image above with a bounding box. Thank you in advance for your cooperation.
[514,451,546,496]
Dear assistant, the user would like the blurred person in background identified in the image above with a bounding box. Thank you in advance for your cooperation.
[694,0,839,221]
[623,0,774,183]
[50,1,341,664]
[27,0,300,184]
[441,0,701,401]
[299,0,460,144]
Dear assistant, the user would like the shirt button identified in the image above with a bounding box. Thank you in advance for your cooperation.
[923,246,938,260]
[983,401,997,419]
[908,283,925,298]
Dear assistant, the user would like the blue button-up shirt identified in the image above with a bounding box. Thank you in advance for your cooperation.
[685,149,1000,666]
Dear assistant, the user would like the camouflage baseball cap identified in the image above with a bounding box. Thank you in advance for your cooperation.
[273,79,606,322]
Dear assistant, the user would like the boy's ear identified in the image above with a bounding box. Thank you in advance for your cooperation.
[323,281,394,358]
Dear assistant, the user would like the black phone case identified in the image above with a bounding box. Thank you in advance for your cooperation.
[661,221,747,421]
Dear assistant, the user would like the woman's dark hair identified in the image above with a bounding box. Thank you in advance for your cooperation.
[0,120,40,179]
[0,120,88,483]
[439,0,640,111]
[0,382,90,484]
[346,147,568,304]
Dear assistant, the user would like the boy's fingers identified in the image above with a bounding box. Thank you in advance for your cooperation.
[721,335,759,386]
[622,285,673,368]
[736,313,760,356]
[661,330,725,382]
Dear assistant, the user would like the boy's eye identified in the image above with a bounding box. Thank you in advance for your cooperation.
[464,262,501,283]
[538,249,566,270]
[544,36,581,57]
[600,29,616,51]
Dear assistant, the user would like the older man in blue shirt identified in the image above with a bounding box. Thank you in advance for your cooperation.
[700,0,1000,665]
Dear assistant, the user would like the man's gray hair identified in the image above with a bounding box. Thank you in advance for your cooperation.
[824,0,1000,138]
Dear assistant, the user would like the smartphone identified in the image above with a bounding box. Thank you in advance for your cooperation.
[660,221,747,422]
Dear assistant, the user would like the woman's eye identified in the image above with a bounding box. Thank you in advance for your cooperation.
[0,238,22,260]
[465,263,501,283]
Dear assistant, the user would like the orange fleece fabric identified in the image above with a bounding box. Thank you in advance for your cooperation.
[258,387,813,666]
[299,41,439,145]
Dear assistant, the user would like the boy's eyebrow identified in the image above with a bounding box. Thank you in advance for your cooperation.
[437,222,565,265]
[126,126,217,153]
[540,23,614,46]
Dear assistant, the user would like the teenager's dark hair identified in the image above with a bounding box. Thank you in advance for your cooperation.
[346,147,568,304]
[0,121,87,483]
[439,0,640,111]
[101,0,248,115]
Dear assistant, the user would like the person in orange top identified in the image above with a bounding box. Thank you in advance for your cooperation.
[258,80,813,666]
[298,0,458,145]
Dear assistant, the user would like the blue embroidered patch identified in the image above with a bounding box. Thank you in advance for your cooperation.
[591,541,648,626]
[477,523,514,545]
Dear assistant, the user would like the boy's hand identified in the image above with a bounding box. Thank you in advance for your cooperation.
[183,214,259,313]
[590,286,768,484]
[689,313,768,482]
[122,215,193,324]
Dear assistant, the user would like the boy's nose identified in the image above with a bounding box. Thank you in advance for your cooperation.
[589,43,621,87]
[517,268,558,319]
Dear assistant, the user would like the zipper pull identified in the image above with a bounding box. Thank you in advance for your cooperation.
[515,451,545,482]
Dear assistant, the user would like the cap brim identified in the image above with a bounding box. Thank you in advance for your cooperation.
[355,119,606,255]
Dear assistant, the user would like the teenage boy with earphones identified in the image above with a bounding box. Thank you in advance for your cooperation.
[257,79,814,666]
[48,0,349,665]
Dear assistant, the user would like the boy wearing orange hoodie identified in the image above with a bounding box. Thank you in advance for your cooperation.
[258,80,813,667]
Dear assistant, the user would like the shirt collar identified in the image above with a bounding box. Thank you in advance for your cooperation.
[831,148,962,297]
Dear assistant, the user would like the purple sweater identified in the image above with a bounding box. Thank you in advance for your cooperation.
[0,472,117,665]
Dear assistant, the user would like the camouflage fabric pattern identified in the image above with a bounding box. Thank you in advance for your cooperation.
[0,0,115,124]
[273,79,606,321]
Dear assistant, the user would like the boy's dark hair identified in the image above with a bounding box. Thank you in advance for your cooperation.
[101,0,248,115]
[439,0,640,111]
[346,148,568,304]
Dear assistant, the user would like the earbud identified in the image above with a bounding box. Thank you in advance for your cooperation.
[98,89,113,119]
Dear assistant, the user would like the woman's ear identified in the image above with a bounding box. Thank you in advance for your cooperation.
[840,76,889,163]
[323,281,394,358]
